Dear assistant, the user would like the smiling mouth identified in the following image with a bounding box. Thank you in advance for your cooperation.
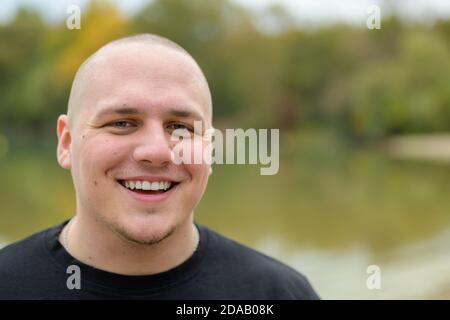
[117,180,179,195]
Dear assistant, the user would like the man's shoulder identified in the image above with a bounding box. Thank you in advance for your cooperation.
[199,225,320,299]
[0,224,68,299]
[0,225,56,275]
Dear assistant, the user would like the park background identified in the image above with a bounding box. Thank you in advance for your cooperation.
[0,0,450,299]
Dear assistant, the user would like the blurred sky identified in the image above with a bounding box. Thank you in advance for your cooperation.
[1,0,450,26]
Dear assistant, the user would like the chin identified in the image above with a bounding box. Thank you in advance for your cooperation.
[113,216,177,246]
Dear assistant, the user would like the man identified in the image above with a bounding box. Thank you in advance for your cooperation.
[0,34,319,299]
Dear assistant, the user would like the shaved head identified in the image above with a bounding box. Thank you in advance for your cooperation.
[56,33,214,256]
[66,33,212,129]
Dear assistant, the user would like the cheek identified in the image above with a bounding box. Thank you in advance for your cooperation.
[75,136,128,179]
[185,140,210,180]
[184,162,209,181]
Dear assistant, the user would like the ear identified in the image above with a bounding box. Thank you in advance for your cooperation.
[56,115,72,170]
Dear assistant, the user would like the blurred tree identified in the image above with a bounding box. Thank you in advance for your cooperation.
[0,9,46,132]
[54,0,127,83]
[1,0,450,146]
[0,1,128,143]
[337,28,450,141]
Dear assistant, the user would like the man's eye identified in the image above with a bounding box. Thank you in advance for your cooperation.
[168,123,193,132]
[108,121,134,128]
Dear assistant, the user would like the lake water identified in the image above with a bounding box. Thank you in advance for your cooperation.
[1,143,449,299]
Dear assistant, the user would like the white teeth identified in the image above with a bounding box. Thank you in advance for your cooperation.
[121,180,173,191]
[142,181,151,190]
[150,182,159,190]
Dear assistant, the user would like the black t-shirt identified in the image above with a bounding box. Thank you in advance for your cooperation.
[0,221,319,299]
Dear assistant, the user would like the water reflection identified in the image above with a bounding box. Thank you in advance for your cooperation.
[1,144,450,299]
[256,227,450,299]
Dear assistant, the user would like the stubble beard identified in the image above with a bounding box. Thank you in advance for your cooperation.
[113,222,177,246]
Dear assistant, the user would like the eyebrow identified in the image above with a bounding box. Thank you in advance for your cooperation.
[92,105,205,122]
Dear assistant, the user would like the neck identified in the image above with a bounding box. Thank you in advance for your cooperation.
[59,214,199,275]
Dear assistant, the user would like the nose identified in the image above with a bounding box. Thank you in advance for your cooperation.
[132,123,172,167]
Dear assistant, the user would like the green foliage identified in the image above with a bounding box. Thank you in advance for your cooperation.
[1,0,450,143]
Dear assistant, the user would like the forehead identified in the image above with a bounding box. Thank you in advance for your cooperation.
[77,43,211,125]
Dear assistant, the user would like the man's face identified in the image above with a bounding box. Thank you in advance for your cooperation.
[58,44,212,244]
